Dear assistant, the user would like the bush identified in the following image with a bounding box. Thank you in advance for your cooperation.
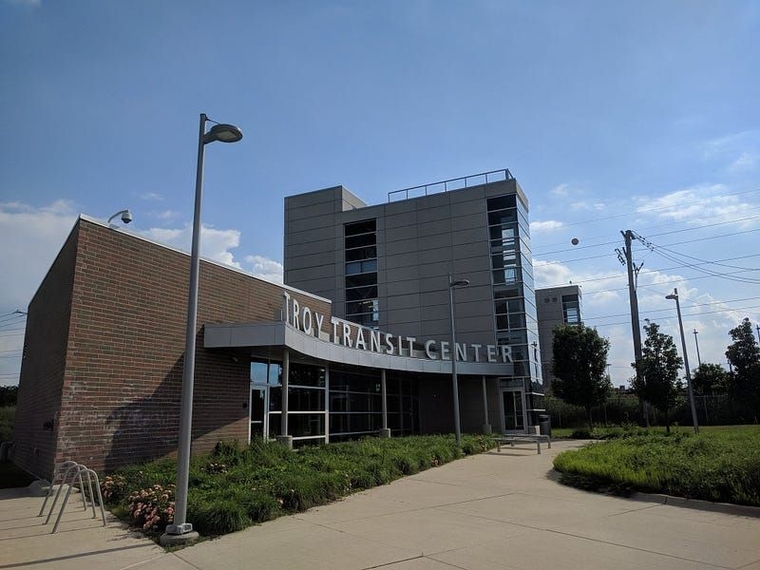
[0,406,14,442]
[126,483,176,533]
[553,428,760,506]
[101,434,491,541]
[189,496,250,536]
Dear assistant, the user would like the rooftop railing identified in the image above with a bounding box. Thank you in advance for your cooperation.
[387,169,513,202]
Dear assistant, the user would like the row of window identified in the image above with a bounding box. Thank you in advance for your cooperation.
[251,361,419,440]
[345,219,379,327]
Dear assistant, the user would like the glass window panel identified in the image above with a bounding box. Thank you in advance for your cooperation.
[345,245,377,262]
[289,363,326,387]
[345,233,376,249]
[345,272,377,288]
[345,219,376,236]
[289,413,325,438]
[250,360,268,384]
[487,195,516,211]
[268,363,282,386]
[288,387,325,411]
[346,285,378,301]
[487,210,517,226]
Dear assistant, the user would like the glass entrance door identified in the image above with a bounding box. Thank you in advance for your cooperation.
[502,390,525,431]
[250,386,267,441]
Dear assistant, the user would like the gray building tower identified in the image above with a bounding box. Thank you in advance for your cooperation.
[284,170,544,432]
[535,285,582,393]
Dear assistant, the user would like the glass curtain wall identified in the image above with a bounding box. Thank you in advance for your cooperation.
[252,359,328,446]
[344,219,379,327]
[329,366,419,441]
[487,194,544,427]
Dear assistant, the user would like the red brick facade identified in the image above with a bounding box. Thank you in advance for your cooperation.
[14,218,331,478]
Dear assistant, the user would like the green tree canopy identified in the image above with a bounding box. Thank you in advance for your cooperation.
[691,363,731,396]
[632,322,682,433]
[725,318,760,415]
[551,324,611,431]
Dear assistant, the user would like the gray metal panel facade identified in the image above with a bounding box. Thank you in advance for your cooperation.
[285,178,521,346]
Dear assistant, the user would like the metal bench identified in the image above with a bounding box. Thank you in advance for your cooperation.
[494,434,552,454]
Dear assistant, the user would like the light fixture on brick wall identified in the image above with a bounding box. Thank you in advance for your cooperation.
[162,113,242,546]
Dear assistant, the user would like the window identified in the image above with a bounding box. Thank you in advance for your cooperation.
[345,219,378,327]
[562,294,581,324]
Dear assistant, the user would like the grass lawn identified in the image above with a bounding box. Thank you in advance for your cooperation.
[553,426,760,506]
[101,434,495,539]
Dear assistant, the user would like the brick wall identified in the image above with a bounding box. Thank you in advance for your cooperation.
[16,217,332,477]
[13,226,79,479]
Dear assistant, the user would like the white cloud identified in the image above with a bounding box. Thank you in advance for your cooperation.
[634,184,758,228]
[728,152,758,173]
[151,209,180,220]
[551,184,570,197]
[139,192,164,201]
[531,257,748,386]
[245,255,284,283]
[0,201,79,385]
[703,130,760,174]
[530,220,564,233]
[140,225,243,269]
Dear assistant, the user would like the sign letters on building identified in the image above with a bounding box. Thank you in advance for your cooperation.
[283,292,512,364]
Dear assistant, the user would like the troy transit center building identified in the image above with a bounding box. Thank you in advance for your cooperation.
[14,170,545,478]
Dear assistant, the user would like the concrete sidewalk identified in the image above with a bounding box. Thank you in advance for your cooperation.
[2,440,759,569]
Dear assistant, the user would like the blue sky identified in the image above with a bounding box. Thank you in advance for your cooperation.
[1,0,759,387]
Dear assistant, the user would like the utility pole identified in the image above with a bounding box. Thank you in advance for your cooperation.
[618,230,647,426]
[693,329,702,367]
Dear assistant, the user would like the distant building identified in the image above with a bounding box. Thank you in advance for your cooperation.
[535,285,582,393]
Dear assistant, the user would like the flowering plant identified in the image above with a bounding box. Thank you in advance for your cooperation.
[100,474,127,501]
[127,483,176,532]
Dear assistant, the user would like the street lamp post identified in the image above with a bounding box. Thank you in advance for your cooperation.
[448,274,469,446]
[665,288,699,434]
[162,114,242,544]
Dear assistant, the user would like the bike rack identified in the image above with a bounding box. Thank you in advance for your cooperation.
[39,460,107,533]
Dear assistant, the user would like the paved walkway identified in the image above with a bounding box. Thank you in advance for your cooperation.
[2,440,759,570]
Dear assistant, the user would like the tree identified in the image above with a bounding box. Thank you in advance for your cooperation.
[551,324,611,431]
[0,386,18,407]
[632,322,682,433]
[691,363,731,396]
[725,318,760,415]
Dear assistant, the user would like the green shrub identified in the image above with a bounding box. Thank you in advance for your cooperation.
[189,496,250,536]
[0,406,14,442]
[554,428,760,506]
[100,433,493,542]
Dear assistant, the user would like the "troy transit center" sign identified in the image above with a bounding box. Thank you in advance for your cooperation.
[283,292,512,364]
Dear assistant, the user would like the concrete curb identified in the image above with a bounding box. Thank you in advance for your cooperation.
[630,491,760,518]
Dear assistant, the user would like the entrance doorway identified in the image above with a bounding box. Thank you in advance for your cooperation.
[250,386,268,441]
[502,390,525,431]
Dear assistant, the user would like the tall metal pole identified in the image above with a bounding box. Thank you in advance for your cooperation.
[169,113,207,536]
[621,230,647,426]
[163,114,242,544]
[693,329,702,366]
[448,275,470,444]
[449,275,462,446]
[667,289,699,434]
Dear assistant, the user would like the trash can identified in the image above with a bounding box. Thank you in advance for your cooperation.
[539,414,551,437]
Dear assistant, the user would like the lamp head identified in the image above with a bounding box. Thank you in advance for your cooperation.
[204,123,243,144]
[450,279,470,288]
[108,209,133,225]
[665,294,677,300]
